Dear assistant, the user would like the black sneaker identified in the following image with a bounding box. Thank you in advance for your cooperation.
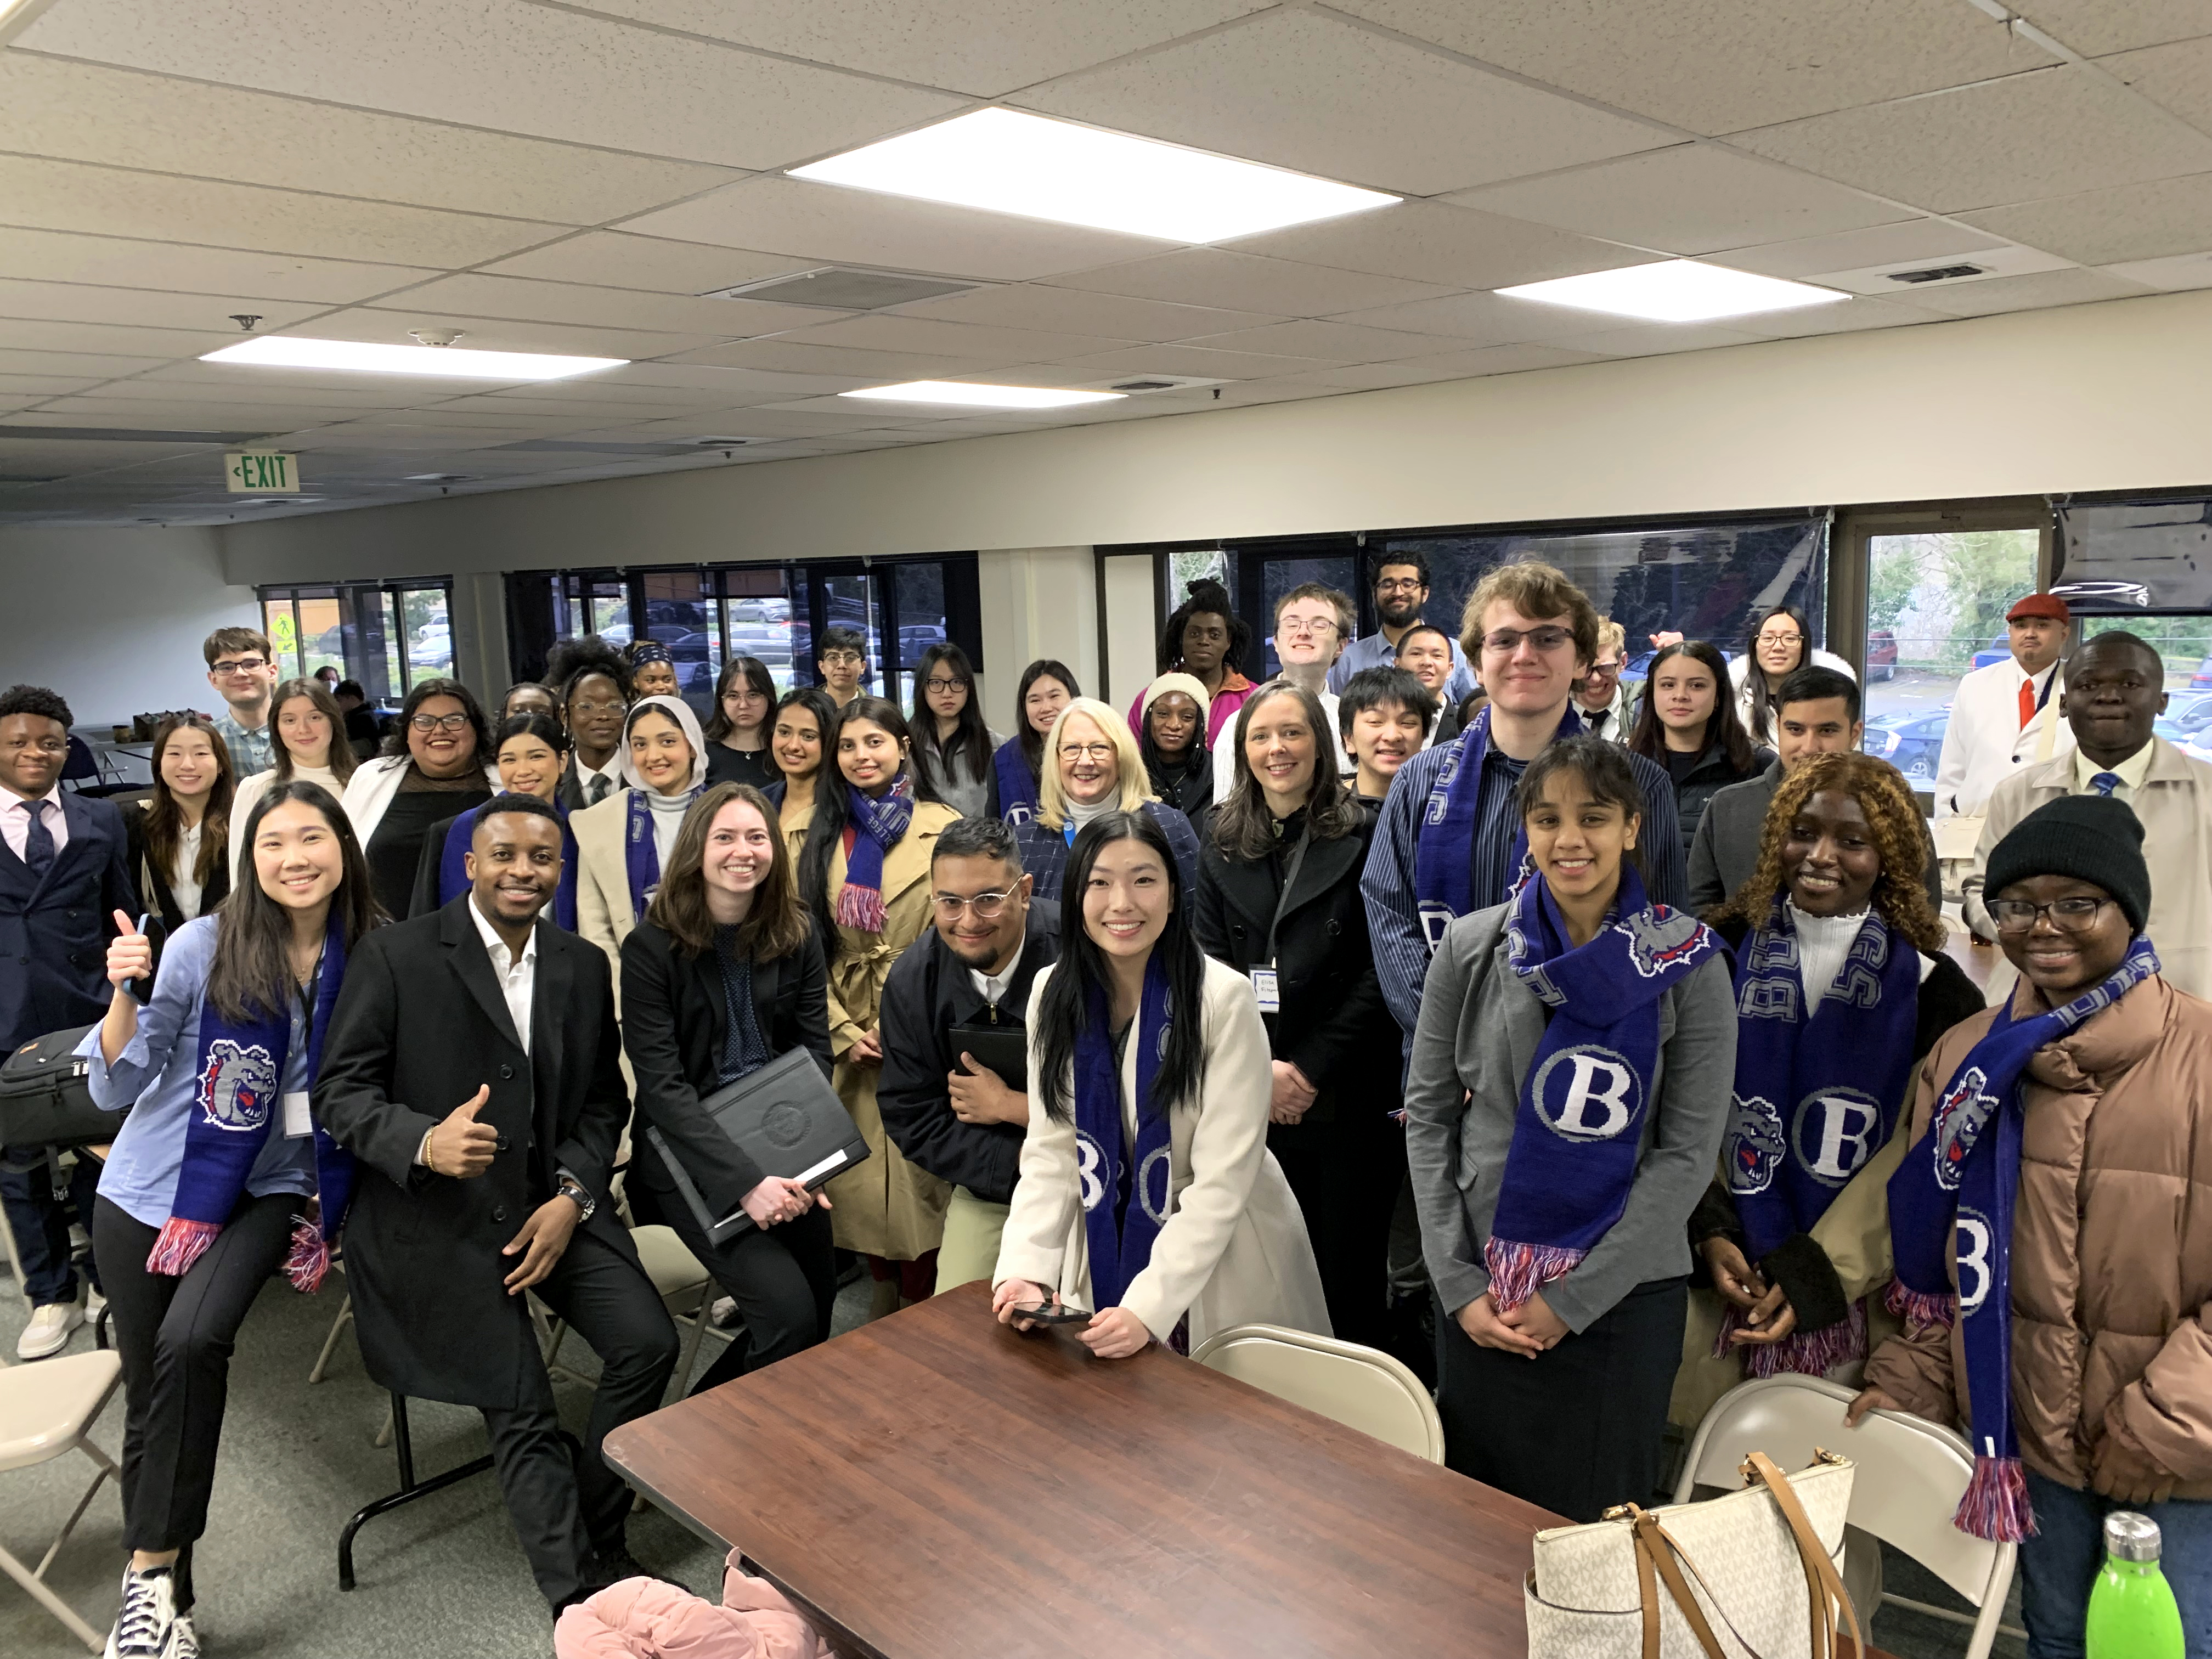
[105,1565,178,1659]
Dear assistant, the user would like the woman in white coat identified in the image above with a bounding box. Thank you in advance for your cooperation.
[993,808,1327,1358]
[572,693,709,996]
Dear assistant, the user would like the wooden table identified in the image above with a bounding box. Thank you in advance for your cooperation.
[606,1281,1561,1659]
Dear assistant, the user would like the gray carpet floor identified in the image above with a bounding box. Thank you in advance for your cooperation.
[4,1261,2023,1659]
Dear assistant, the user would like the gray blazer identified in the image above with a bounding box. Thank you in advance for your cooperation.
[1688,760,1942,915]
[1403,902,1736,1332]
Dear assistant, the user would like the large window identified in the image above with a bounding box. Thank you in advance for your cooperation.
[259,579,449,702]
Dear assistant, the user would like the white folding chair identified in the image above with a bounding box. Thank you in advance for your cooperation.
[1190,1323,1444,1463]
[0,1347,125,1652]
[1675,1373,2021,1659]
[538,1224,715,1403]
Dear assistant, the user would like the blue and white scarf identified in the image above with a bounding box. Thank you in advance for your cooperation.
[834,769,914,934]
[1723,896,1919,1375]
[1886,933,2160,1542]
[994,736,1037,827]
[1487,861,1718,1311]
[1074,955,1175,1313]
[436,802,579,931]
[624,785,702,921]
[151,917,355,1294]
[1415,705,1582,951]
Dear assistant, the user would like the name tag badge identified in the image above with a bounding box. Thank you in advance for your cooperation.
[282,1091,313,1139]
[1251,967,1281,1013]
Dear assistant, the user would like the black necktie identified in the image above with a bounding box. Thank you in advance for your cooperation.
[22,799,54,876]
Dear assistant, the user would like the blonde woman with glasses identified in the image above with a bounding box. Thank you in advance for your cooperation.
[1009,697,1200,902]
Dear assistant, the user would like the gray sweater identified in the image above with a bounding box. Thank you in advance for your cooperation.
[1402,902,1737,1332]
[1689,759,1942,915]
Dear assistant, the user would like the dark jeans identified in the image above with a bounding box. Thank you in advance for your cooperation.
[93,1191,302,1611]
[645,1175,836,1396]
[2,1145,103,1305]
[2021,1467,2211,1659]
[1270,1113,1404,1352]
[1436,1276,1687,1523]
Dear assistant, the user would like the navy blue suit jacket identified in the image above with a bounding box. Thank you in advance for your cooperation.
[0,791,135,1053]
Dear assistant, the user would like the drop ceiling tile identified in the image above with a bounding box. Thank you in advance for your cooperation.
[1729,65,2212,213]
[71,376,426,408]
[0,348,174,378]
[591,363,883,397]
[1017,8,1669,196]
[1807,241,2074,294]
[1323,0,2057,135]
[764,314,1124,361]
[659,407,900,437]
[887,282,1285,340]
[2014,0,2209,56]
[1180,319,1448,362]
[0,54,740,225]
[2100,36,2212,132]
[1446,145,1909,256]
[0,375,104,396]
[0,317,230,356]
[359,274,838,338]
[32,397,363,426]
[1320,289,1609,343]
[1220,200,1651,291]
[1056,342,1344,379]
[297,307,728,362]
[2102,249,2212,289]
[464,379,761,407]
[1713,218,2008,277]
[1542,321,1768,357]
[577,0,1263,97]
[0,155,567,267]
[17,0,967,171]
[1899,266,2156,314]
[1045,249,1455,315]
[1723,296,1950,336]
[661,340,1011,379]
[1959,172,2212,264]
[1302,343,1611,386]
[619,177,1167,283]
[478,234,815,296]
[0,278,325,334]
[0,229,437,305]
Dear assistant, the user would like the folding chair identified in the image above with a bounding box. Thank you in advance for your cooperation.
[1190,1323,1444,1463]
[0,1347,124,1652]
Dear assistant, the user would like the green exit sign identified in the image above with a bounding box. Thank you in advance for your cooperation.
[225,450,299,493]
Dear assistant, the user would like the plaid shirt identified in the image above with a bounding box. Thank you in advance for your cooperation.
[211,708,274,779]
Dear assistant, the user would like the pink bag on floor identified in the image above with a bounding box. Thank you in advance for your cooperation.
[554,1551,831,1659]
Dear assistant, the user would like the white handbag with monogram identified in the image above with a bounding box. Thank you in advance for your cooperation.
[1525,1451,1861,1659]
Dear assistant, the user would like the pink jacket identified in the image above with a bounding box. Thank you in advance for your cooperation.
[554,1555,831,1659]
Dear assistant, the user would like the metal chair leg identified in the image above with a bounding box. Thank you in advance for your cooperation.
[308,1295,353,1384]
[0,1538,104,1652]
[337,1392,495,1592]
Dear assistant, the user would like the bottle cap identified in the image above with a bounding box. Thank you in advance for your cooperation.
[2104,1511,2162,1563]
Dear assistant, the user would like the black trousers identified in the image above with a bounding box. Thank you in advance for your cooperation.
[1437,1276,1688,1523]
[1270,1113,1404,1352]
[481,1225,679,1611]
[644,1173,836,1396]
[92,1190,303,1610]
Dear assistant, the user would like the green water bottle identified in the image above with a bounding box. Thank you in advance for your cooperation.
[2085,1511,2184,1659]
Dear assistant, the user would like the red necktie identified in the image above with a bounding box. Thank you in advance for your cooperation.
[2017,676,2035,731]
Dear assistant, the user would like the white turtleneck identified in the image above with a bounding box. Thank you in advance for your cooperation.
[646,785,693,868]
[1787,900,1937,1002]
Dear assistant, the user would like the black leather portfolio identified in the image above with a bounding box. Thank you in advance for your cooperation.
[644,1046,869,1245]
[948,1022,1028,1093]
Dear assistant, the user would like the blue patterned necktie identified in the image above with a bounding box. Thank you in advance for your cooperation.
[21,798,53,876]
[2090,772,2121,798]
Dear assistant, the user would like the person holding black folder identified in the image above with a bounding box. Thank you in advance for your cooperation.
[620,782,840,1391]
[878,816,1060,1296]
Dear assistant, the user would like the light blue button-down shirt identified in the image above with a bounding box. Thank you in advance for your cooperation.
[85,917,316,1231]
[1325,629,1479,703]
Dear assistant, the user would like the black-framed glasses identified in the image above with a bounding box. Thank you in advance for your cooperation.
[1374,578,1425,594]
[923,678,965,695]
[1481,625,1573,654]
[1991,896,2111,932]
[210,657,269,676]
[932,889,1014,918]
[1757,630,1804,647]
[409,712,472,733]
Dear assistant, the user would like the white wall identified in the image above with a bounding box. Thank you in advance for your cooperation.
[976,547,1097,734]
[0,527,257,730]
[221,287,2212,590]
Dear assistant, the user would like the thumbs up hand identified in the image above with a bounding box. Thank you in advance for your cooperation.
[426,1085,498,1178]
[106,911,154,991]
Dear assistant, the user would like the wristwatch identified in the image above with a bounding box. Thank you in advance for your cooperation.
[556,1176,595,1224]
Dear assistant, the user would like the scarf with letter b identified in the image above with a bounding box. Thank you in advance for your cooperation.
[151,917,356,1293]
[1723,897,1919,1375]
[834,769,914,934]
[1486,861,1717,1312]
[1074,955,1174,1314]
[1415,705,1582,952]
[1886,933,2160,1542]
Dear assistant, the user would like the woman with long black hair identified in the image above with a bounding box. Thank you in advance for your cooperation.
[991,658,1077,826]
[408,712,579,927]
[127,714,234,931]
[84,781,381,1659]
[703,655,778,791]
[1627,639,1771,855]
[766,686,836,861]
[799,696,961,1313]
[1194,683,1400,1348]
[994,809,1325,1356]
[574,695,709,989]
[1731,603,1855,746]
[909,642,1001,819]
[1137,672,1212,826]
[622,782,838,1392]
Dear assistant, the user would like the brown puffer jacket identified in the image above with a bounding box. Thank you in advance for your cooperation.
[1863,974,2212,1498]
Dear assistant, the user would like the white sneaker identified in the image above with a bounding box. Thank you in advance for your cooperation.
[105,1564,179,1659]
[171,1611,200,1659]
[87,1285,108,1318]
[17,1299,84,1359]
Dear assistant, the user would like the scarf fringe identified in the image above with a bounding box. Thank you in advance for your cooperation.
[1483,1237,1584,1313]
[1716,1297,1867,1378]
[1886,1277,1955,1332]
[146,1216,219,1279]
[1953,1454,2035,1542]
[283,1216,331,1294]
[834,882,887,934]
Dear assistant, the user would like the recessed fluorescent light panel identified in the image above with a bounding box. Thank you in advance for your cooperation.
[841,381,1125,410]
[200,336,627,380]
[790,108,1397,244]
[1496,260,1848,323]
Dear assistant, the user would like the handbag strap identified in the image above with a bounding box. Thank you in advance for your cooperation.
[1743,1453,1864,1659]
[1630,1511,1731,1659]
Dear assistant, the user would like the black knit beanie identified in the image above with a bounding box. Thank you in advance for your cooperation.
[1983,794,2149,932]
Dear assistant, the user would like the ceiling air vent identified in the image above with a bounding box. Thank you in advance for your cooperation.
[1097,374,1226,394]
[701,267,981,310]
[1885,263,1988,285]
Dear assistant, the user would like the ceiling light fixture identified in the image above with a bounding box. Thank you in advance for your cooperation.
[840,380,1125,410]
[200,336,626,380]
[790,108,1397,244]
[1496,260,1848,323]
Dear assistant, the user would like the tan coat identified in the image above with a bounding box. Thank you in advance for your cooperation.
[572,787,641,1001]
[1863,974,2212,1498]
[1963,738,2212,999]
[820,801,961,1261]
[995,957,1330,1346]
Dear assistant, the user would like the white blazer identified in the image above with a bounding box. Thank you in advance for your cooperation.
[338,755,411,850]
[1729,650,1856,744]
[1932,657,2074,820]
[995,956,1330,1347]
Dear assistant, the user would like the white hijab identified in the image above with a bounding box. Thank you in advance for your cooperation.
[618,695,710,797]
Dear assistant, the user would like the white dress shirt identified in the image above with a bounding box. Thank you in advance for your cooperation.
[573,755,623,807]
[171,821,205,920]
[0,783,67,864]
[969,961,1017,1010]
[2072,740,2154,804]
[468,893,538,1056]
[1932,657,2074,819]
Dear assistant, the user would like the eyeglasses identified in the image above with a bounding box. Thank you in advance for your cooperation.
[571,698,625,717]
[1277,617,1338,638]
[1375,578,1425,594]
[1757,630,1804,647]
[1991,896,2112,932]
[932,889,1015,918]
[820,651,864,667]
[923,678,965,695]
[1481,625,1573,654]
[1588,659,1624,676]
[210,657,269,676]
[1059,742,1116,763]
[409,712,472,733]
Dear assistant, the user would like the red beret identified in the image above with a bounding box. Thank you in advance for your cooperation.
[2005,592,2071,624]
